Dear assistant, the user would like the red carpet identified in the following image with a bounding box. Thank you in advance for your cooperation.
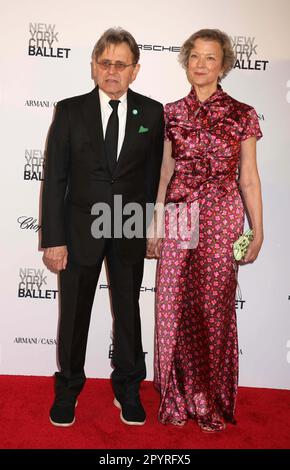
[0,375,289,449]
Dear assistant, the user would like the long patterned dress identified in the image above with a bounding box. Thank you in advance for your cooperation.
[154,86,262,427]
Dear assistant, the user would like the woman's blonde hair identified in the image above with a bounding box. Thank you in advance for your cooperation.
[179,28,235,80]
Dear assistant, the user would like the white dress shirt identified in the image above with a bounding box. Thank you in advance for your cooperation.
[99,88,127,159]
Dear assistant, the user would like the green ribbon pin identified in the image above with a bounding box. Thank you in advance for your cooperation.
[138,125,149,133]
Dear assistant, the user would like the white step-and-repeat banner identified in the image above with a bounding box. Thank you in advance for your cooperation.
[1,0,290,389]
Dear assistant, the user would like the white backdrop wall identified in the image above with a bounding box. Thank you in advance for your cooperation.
[1,0,290,389]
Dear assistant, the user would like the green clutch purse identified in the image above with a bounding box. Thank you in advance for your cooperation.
[233,229,254,261]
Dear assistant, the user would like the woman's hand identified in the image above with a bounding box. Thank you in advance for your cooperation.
[146,237,163,259]
[154,238,163,258]
[146,238,156,259]
[241,236,263,264]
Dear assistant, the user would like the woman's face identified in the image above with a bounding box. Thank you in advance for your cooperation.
[186,38,224,89]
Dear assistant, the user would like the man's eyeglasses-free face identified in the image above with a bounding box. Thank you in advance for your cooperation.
[96,60,137,72]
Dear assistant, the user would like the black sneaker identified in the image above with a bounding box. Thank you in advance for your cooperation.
[114,397,146,426]
[49,399,78,427]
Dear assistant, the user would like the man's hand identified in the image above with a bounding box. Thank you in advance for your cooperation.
[43,245,68,272]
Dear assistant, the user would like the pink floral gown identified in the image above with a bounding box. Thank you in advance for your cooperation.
[154,86,262,426]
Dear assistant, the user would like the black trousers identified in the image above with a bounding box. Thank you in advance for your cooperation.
[55,240,146,403]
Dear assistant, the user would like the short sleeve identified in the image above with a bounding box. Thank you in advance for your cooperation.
[241,107,263,141]
[164,104,172,141]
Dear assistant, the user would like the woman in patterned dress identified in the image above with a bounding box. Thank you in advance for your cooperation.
[147,29,263,432]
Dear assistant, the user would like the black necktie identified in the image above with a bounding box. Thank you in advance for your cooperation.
[105,100,120,174]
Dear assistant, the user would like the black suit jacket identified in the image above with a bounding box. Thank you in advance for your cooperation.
[41,87,164,265]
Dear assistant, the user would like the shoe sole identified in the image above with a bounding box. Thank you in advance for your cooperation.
[49,399,78,427]
[49,416,75,427]
[113,398,146,426]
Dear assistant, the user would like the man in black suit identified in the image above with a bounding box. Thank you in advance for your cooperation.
[41,28,164,427]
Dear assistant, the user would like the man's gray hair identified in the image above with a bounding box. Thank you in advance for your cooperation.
[92,27,140,64]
